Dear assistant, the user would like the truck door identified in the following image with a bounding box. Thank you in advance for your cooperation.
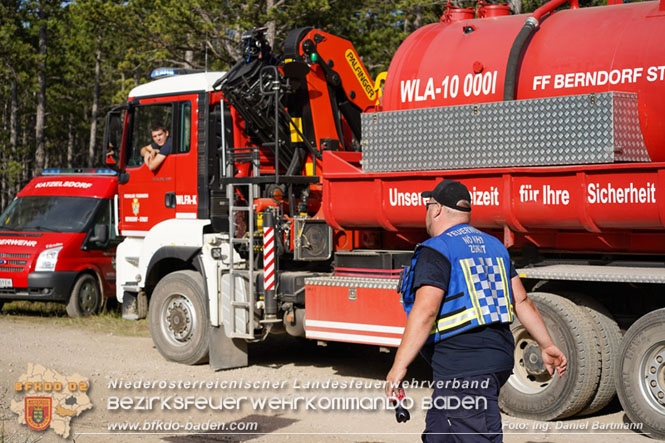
[118,100,193,235]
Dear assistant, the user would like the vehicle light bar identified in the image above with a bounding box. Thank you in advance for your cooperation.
[150,67,204,79]
[41,168,117,176]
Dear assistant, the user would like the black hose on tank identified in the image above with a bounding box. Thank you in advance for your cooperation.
[503,16,538,101]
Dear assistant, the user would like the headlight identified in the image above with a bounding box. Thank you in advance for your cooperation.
[35,247,63,272]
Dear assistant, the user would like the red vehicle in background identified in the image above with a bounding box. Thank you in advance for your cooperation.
[0,169,120,317]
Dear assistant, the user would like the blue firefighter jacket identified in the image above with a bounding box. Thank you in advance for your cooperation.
[400,224,515,344]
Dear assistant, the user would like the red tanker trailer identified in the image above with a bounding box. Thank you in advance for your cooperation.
[107,0,664,438]
[327,0,665,247]
[321,0,665,431]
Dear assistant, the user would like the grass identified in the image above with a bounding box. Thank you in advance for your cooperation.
[0,300,150,337]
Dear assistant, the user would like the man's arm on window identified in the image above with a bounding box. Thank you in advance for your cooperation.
[145,152,166,171]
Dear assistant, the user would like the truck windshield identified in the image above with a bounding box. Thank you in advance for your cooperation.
[0,196,101,233]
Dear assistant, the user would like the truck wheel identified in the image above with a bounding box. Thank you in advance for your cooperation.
[616,308,665,440]
[499,292,601,420]
[148,270,209,365]
[66,274,102,318]
[563,292,622,415]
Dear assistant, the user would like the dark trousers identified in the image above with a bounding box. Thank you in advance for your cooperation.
[422,371,511,443]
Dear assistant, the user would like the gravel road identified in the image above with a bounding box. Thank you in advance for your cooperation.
[0,314,653,443]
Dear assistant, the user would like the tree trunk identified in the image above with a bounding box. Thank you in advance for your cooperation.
[509,0,521,15]
[21,120,29,194]
[67,115,74,168]
[33,6,47,177]
[266,0,276,49]
[2,75,19,208]
[414,6,423,31]
[185,33,194,68]
[10,75,18,153]
[88,37,102,168]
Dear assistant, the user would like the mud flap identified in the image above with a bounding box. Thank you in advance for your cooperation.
[121,291,147,320]
[208,325,248,370]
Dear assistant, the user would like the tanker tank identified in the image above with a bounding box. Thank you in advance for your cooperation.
[382,0,665,161]
[321,0,665,253]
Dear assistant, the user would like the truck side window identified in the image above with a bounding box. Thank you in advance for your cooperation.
[126,104,173,168]
[176,102,191,154]
[124,101,191,167]
[105,109,124,165]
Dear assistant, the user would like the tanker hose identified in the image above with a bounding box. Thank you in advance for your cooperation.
[503,16,538,101]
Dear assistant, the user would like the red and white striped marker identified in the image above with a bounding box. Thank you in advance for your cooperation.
[263,226,275,292]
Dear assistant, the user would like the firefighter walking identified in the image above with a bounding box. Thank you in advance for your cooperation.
[386,180,567,442]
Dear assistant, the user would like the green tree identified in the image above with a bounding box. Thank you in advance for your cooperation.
[0,1,41,205]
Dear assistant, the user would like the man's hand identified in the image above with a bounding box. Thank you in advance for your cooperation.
[385,285,444,399]
[541,344,567,377]
[140,145,153,158]
[144,150,166,171]
[512,275,568,378]
[143,150,155,164]
[386,365,407,398]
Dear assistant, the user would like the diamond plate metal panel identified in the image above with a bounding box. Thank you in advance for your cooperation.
[305,276,400,290]
[361,92,649,172]
[613,93,650,162]
[517,264,665,284]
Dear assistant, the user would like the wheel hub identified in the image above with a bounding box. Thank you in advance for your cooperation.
[645,349,665,406]
[524,344,547,376]
[80,282,96,312]
[166,299,192,342]
[510,326,553,394]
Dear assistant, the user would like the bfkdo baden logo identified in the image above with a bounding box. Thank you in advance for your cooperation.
[11,363,92,439]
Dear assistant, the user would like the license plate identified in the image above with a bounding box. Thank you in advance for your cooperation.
[0,278,12,288]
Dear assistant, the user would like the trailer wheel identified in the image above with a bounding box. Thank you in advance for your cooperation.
[148,270,209,365]
[563,292,622,415]
[66,274,102,318]
[499,292,601,420]
[616,308,665,440]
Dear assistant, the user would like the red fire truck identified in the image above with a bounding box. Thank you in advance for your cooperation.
[0,169,120,317]
[106,0,665,436]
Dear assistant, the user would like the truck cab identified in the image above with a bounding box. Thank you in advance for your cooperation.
[0,169,120,317]
[104,70,228,321]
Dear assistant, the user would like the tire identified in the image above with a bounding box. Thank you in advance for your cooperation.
[66,274,102,318]
[148,270,209,365]
[616,308,665,440]
[563,292,622,415]
[499,292,601,420]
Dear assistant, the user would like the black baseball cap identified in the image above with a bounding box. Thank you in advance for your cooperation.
[422,180,471,212]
